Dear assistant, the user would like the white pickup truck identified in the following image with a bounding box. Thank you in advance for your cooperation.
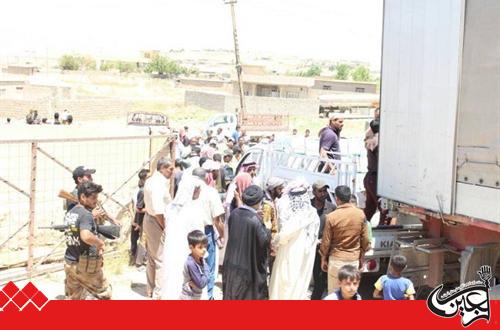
[206,112,289,140]
[234,142,423,274]
[206,113,238,137]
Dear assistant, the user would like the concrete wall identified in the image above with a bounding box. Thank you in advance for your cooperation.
[256,85,309,98]
[0,84,72,100]
[236,82,310,99]
[280,85,309,98]
[184,90,227,112]
[0,99,44,118]
[2,66,37,75]
[23,85,72,100]
[0,80,25,86]
[0,85,25,99]
[176,78,226,89]
[241,65,266,75]
[184,90,318,116]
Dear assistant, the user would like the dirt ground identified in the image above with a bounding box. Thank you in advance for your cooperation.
[16,259,377,301]
[15,249,224,301]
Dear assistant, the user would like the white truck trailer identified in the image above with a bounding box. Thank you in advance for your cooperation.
[379,0,500,295]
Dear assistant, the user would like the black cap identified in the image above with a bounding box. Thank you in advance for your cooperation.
[72,166,96,181]
[242,185,264,206]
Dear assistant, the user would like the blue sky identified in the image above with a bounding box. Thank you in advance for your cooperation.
[1,0,383,68]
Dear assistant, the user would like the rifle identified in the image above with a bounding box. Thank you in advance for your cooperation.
[39,224,120,240]
[58,189,117,225]
[58,189,79,204]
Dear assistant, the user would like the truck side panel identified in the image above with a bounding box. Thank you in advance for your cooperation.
[455,0,500,223]
[378,0,463,213]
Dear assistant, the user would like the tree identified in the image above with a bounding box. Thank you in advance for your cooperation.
[335,64,351,80]
[303,64,322,77]
[59,54,96,71]
[100,61,115,71]
[117,61,137,73]
[375,77,381,92]
[80,56,96,70]
[145,55,188,76]
[188,67,199,76]
[59,55,80,71]
[295,64,322,77]
[352,65,371,81]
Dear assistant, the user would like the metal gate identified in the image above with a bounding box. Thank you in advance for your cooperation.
[0,134,174,280]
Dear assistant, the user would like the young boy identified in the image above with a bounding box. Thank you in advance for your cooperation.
[373,255,416,300]
[181,230,210,300]
[323,265,362,300]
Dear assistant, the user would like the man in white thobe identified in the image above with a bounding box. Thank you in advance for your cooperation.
[269,180,320,300]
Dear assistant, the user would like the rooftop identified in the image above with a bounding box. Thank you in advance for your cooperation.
[314,76,377,85]
[233,74,315,87]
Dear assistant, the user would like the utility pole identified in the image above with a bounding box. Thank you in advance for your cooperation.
[224,0,245,125]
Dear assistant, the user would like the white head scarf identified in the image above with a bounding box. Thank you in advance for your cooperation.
[171,175,203,208]
[266,177,286,193]
[275,178,319,249]
[282,179,311,213]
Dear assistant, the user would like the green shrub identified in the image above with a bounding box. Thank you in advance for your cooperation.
[351,65,371,81]
[145,55,189,77]
[335,64,351,80]
[59,54,96,71]
[117,61,137,73]
[59,55,80,71]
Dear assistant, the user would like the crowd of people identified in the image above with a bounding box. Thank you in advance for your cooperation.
[1,109,77,125]
[23,109,73,125]
[62,109,415,300]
